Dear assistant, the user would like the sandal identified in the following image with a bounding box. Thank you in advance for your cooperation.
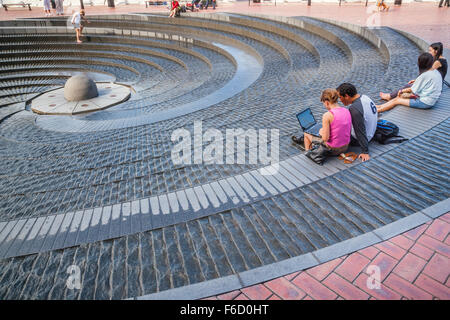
[338,152,358,164]
[291,135,304,145]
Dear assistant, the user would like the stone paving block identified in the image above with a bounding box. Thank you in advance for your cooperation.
[422,253,450,283]
[291,272,337,300]
[392,253,427,282]
[414,274,450,300]
[384,273,433,300]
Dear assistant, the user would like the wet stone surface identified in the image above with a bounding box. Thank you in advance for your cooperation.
[0,14,448,299]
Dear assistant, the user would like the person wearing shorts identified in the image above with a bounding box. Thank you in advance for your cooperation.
[377,52,442,113]
[71,10,89,43]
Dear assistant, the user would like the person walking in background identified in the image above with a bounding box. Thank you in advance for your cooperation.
[43,0,52,16]
[55,0,64,15]
[376,0,389,11]
[438,0,449,7]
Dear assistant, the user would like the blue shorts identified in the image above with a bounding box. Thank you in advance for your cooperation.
[409,98,433,109]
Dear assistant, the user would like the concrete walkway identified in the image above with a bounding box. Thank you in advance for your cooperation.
[0,2,448,48]
[206,212,450,300]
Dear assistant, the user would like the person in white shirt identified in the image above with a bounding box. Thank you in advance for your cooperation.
[337,83,378,162]
[377,53,442,113]
[71,10,89,43]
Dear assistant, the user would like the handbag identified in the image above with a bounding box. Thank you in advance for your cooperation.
[305,142,330,165]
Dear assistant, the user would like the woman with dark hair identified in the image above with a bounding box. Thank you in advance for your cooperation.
[377,53,442,113]
[429,42,447,81]
[380,42,447,101]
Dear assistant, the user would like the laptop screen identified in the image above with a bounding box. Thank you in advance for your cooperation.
[296,108,316,130]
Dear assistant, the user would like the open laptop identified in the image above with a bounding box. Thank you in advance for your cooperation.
[296,108,322,137]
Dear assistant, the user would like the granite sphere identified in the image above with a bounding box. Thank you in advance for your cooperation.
[64,74,99,101]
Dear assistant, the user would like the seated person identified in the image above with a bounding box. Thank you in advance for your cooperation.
[190,0,202,11]
[377,53,442,113]
[169,0,180,17]
[302,89,352,156]
[429,42,448,82]
[380,42,447,101]
[337,83,378,162]
[203,0,216,9]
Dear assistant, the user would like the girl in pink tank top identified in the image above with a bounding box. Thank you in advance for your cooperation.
[326,107,352,149]
[302,89,352,154]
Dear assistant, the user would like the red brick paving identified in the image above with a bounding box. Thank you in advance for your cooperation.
[206,212,450,300]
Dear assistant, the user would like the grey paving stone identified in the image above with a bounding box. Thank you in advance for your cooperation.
[201,184,221,208]
[30,215,57,253]
[109,204,122,239]
[86,207,103,243]
[63,210,84,248]
[421,198,450,219]
[76,209,94,245]
[98,205,112,240]
[193,186,210,210]
[130,200,142,234]
[372,212,431,241]
[136,274,242,300]
[120,202,132,237]
[0,219,27,258]
[5,218,36,258]
[18,216,46,256]
[139,198,152,231]
[209,181,229,204]
[312,232,381,264]
[238,252,318,287]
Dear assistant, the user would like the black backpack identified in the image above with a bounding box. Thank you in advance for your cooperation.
[374,119,408,145]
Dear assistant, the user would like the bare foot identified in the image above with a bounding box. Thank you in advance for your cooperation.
[77,40,82,43]
[379,92,391,100]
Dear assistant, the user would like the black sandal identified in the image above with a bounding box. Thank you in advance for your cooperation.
[291,135,304,145]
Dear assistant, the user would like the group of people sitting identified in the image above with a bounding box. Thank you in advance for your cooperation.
[169,0,216,17]
[293,42,447,163]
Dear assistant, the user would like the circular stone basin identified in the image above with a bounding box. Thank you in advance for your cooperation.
[31,82,131,115]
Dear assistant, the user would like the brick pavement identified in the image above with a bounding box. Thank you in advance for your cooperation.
[0,2,448,48]
[206,212,450,300]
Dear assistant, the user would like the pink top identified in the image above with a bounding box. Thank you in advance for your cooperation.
[326,107,352,148]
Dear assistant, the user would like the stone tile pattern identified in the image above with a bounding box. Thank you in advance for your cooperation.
[207,213,450,300]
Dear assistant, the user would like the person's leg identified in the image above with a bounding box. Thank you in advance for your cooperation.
[376,97,411,113]
[75,28,81,43]
[304,133,314,150]
[205,0,209,9]
[439,0,444,6]
[409,98,433,109]
[212,0,215,9]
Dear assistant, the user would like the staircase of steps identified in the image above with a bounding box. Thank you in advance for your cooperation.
[0,14,448,300]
